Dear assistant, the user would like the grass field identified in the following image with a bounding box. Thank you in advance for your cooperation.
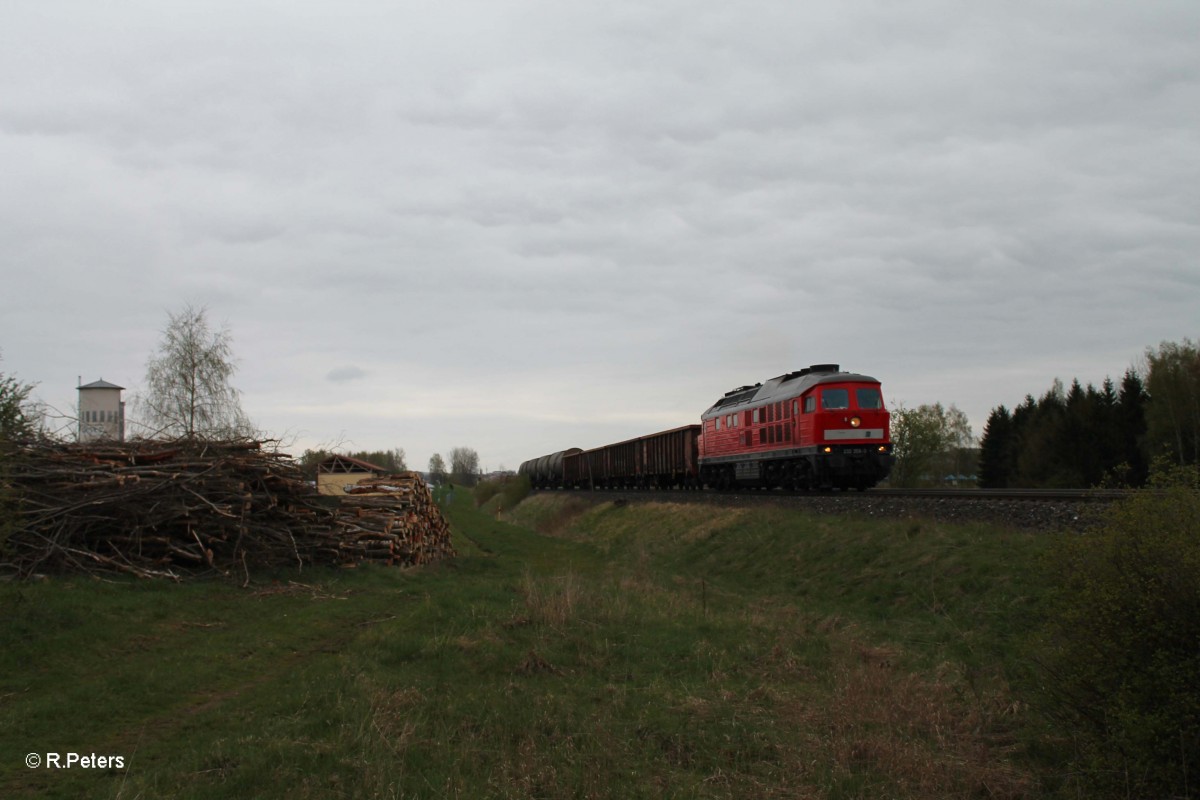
[1,489,1064,799]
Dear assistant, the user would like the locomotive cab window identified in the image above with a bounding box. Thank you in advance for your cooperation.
[821,389,849,410]
[803,396,816,413]
[856,388,883,409]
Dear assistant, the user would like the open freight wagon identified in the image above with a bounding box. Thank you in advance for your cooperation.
[562,425,700,489]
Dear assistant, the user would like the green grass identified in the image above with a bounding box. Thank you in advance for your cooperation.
[1,490,1061,798]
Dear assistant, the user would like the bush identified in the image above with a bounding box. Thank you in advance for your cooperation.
[473,478,502,507]
[473,475,531,512]
[0,369,36,442]
[1038,465,1200,797]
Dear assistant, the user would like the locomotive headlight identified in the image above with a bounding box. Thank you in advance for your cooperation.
[850,416,861,428]
[878,446,887,453]
[823,446,832,454]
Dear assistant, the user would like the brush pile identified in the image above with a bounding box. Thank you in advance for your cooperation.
[0,440,455,580]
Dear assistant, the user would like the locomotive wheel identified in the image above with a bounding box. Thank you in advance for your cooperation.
[797,463,815,492]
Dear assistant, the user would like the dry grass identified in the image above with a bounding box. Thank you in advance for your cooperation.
[774,640,1036,798]
[517,569,590,629]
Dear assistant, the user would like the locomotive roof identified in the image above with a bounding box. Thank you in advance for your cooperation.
[701,365,880,419]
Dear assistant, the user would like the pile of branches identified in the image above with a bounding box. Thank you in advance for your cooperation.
[0,439,455,580]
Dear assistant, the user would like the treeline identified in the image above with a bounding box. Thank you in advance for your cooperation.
[295,446,484,487]
[979,339,1199,488]
[296,448,408,481]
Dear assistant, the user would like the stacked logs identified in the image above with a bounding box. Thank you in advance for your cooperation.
[323,474,455,566]
[0,440,455,580]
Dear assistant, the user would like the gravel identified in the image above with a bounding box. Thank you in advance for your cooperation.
[562,490,1111,531]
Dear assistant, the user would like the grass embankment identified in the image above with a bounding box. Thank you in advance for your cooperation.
[1,490,1057,799]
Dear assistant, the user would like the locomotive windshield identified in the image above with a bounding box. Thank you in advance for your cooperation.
[820,389,849,409]
[856,388,883,409]
[820,387,883,410]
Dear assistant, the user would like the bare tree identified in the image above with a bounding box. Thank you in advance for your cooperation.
[386,447,408,472]
[139,305,254,440]
[447,446,480,486]
[427,453,447,485]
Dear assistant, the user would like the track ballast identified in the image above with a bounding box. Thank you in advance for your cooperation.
[532,486,1125,530]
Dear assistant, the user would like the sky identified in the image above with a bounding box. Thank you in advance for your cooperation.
[2,0,1198,473]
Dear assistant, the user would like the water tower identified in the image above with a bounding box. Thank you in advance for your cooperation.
[77,379,125,442]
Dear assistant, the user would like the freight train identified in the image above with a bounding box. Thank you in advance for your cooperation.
[519,364,893,491]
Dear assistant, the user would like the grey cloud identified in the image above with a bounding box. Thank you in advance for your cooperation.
[326,366,368,383]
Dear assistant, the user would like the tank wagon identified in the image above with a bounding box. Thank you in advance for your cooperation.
[517,448,582,490]
[523,364,892,492]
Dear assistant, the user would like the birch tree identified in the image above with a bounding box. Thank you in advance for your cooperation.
[140,306,254,440]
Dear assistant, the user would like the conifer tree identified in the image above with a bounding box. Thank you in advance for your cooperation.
[978,405,1014,488]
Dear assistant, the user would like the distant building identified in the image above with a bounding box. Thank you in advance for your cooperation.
[78,379,125,442]
[316,454,390,496]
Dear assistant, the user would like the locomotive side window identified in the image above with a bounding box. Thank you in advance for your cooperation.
[856,388,883,409]
[821,389,849,410]
[804,396,816,413]
[794,400,800,416]
[753,408,760,424]
[715,417,721,431]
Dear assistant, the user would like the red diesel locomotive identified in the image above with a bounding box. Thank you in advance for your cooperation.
[519,364,893,491]
[698,363,892,490]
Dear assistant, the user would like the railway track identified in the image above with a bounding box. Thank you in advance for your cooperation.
[534,486,1127,529]
[541,486,1129,502]
[863,487,1129,502]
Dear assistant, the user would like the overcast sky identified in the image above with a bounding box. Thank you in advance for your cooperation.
[2,0,1197,472]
